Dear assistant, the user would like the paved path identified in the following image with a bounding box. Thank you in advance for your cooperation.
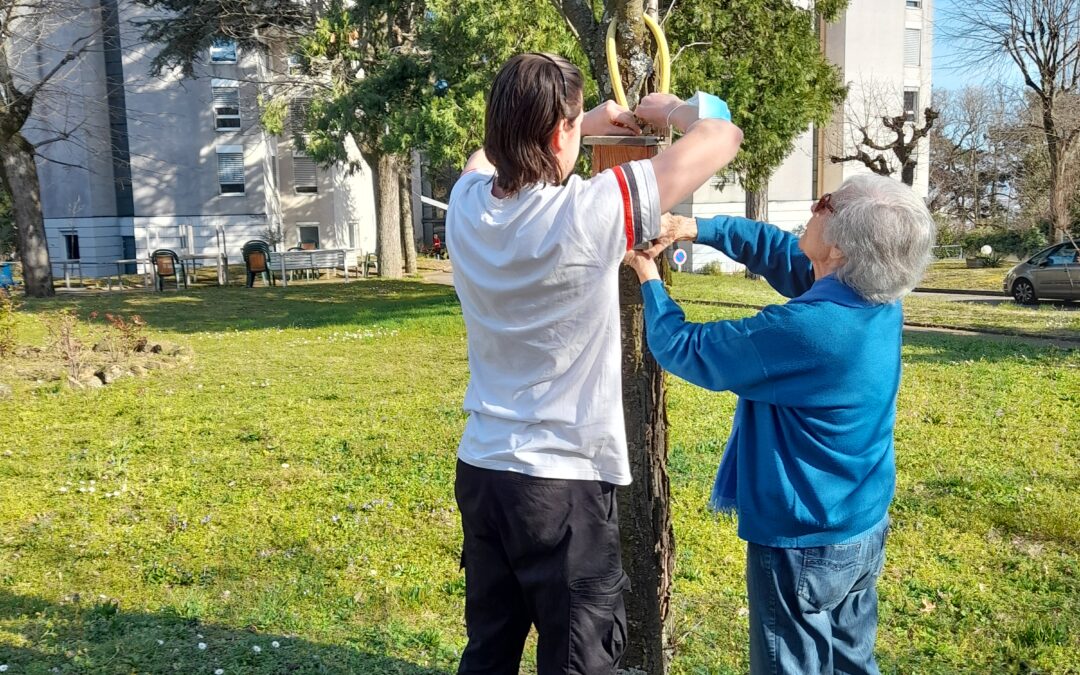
[418,271,1076,349]
[421,269,454,286]
[912,289,1079,310]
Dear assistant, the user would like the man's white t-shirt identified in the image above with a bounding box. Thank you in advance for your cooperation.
[447,161,661,485]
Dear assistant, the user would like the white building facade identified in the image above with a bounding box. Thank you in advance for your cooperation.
[681,0,933,272]
[28,0,377,279]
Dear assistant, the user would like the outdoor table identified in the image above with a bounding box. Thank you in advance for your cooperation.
[55,259,82,289]
[179,254,229,286]
[108,259,150,291]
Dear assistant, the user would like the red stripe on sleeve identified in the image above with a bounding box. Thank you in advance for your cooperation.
[612,165,635,251]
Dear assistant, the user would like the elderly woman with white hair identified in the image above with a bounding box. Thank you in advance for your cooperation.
[625,174,936,675]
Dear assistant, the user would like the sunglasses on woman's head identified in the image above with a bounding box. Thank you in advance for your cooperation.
[812,193,835,214]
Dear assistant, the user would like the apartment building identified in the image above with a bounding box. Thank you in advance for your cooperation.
[30,0,376,279]
[682,0,933,272]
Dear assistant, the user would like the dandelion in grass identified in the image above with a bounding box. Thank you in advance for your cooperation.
[1,664,9,672]
[271,641,280,648]
[157,639,164,645]
[198,642,207,650]
[216,670,225,675]
[252,645,262,653]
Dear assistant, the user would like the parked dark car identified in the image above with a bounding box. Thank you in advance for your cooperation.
[1003,242,1079,304]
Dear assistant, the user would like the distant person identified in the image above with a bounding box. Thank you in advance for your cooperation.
[446,52,742,674]
[625,175,935,675]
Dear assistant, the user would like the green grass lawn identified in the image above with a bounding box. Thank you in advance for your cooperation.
[919,260,1013,292]
[674,272,1080,340]
[1,280,1078,674]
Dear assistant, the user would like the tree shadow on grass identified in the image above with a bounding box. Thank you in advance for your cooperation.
[0,589,454,674]
[901,330,1078,365]
[16,280,462,335]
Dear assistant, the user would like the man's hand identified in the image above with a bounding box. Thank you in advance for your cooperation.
[622,250,661,283]
[634,93,695,133]
[581,101,642,137]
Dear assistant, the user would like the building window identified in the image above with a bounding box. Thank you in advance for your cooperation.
[210,38,237,64]
[903,89,919,122]
[904,28,921,66]
[217,146,245,194]
[212,81,241,130]
[269,153,278,189]
[289,96,312,133]
[62,231,80,260]
[293,152,318,193]
[906,0,920,7]
[287,53,305,76]
[298,224,320,249]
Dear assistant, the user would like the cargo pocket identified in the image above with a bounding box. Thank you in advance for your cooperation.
[568,570,630,675]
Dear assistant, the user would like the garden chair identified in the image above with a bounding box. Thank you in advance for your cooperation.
[241,240,274,288]
[150,249,186,291]
[0,262,16,289]
[363,252,379,278]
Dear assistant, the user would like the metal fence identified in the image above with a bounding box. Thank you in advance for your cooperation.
[932,245,964,260]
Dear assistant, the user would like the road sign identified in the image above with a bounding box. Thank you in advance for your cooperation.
[672,248,687,271]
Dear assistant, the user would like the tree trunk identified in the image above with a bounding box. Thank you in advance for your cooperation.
[900,162,915,186]
[744,189,768,280]
[0,134,54,297]
[1047,144,1071,243]
[590,139,673,675]
[399,165,417,276]
[746,188,769,221]
[375,152,404,279]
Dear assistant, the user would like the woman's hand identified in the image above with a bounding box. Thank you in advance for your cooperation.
[622,250,661,283]
[581,101,642,137]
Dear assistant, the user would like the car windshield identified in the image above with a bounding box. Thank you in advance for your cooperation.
[1028,244,1062,264]
[1046,245,1078,266]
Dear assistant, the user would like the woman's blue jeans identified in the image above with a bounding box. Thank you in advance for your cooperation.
[746,518,889,675]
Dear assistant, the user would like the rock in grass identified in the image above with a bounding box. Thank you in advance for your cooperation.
[95,365,126,384]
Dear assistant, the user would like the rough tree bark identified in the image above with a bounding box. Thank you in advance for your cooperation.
[375,152,404,278]
[556,4,676,671]
[399,165,417,276]
[590,139,673,675]
[0,134,54,297]
[743,189,768,279]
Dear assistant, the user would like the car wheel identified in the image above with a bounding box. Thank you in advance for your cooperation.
[1011,278,1037,305]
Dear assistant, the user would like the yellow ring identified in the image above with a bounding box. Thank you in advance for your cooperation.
[605,14,671,108]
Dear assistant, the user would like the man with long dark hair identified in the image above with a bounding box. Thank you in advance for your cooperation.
[447,52,743,674]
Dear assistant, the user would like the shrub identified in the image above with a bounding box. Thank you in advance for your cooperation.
[44,309,86,383]
[697,261,728,276]
[90,311,147,359]
[961,225,1048,259]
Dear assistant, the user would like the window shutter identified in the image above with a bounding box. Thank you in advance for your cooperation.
[290,97,312,133]
[213,86,241,129]
[294,156,318,193]
[904,29,921,66]
[217,152,245,193]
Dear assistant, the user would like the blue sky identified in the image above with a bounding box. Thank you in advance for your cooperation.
[932,0,975,91]
[932,0,1021,92]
